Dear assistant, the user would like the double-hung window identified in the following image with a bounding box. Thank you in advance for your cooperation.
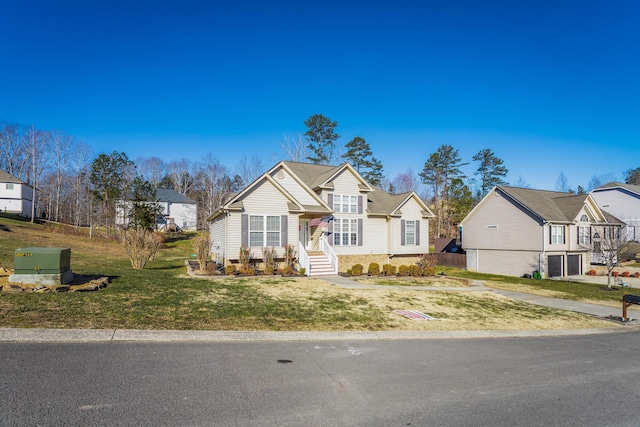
[578,226,590,245]
[405,220,416,245]
[333,218,358,246]
[551,225,564,244]
[6,183,13,190]
[249,215,280,246]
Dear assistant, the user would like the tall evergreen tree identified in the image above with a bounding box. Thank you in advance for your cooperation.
[90,151,135,237]
[304,114,339,165]
[419,144,467,238]
[472,148,508,197]
[342,136,385,186]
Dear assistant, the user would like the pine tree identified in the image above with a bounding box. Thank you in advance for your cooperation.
[304,114,339,165]
[472,148,508,197]
[342,136,385,186]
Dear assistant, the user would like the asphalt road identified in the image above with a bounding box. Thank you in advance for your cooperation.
[2,332,640,426]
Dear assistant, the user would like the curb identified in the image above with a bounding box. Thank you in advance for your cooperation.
[0,326,636,343]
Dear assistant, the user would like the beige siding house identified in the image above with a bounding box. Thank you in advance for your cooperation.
[209,161,435,275]
[461,186,621,278]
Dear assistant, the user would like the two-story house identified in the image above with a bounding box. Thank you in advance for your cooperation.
[116,188,198,231]
[0,169,34,218]
[590,182,640,242]
[460,186,622,278]
[208,161,434,275]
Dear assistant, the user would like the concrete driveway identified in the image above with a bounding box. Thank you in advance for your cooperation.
[560,274,640,289]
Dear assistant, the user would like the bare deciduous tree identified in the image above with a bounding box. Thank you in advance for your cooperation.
[591,224,628,289]
[280,134,307,162]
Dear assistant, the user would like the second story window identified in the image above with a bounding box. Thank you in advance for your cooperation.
[551,225,565,244]
[333,195,357,213]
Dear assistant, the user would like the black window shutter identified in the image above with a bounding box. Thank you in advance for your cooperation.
[563,226,566,244]
[358,218,363,246]
[401,220,406,246]
[358,196,363,214]
[549,225,552,244]
[416,220,420,246]
[589,226,592,245]
[241,214,248,247]
[280,215,288,246]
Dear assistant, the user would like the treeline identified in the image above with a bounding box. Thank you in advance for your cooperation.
[0,121,251,235]
[3,117,638,239]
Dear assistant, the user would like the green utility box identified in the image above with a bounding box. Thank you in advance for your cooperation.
[13,247,71,274]
[10,247,73,285]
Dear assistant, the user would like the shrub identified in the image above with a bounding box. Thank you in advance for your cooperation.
[225,264,237,275]
[622,271,630,278]
[351,264,364,276]
[346,269,352,276]
[382,264,396,276]
[192,232,212,272]
[368,262,380,276]
[587,269,597,276]
[423,266,436,276]
[284,244,296,270]
[299,267,306,276]
[416,253,437,276]
[239,247,251,272]
[408,265,421,276]
[397,265,410,277]
[120,228,163,270]
[634,272,640,278]
[612,271,620,277]
[282,266,293,276]
[240,267,256,275]
[262,246,277,274]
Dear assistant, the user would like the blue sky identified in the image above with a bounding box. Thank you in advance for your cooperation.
[1,0,639,190]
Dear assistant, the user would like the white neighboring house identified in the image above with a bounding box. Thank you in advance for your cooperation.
[208,160,435,275]
[154,188,198,231]
[590,182,640,242]
[116,188,198,231]
[0,169,34,218]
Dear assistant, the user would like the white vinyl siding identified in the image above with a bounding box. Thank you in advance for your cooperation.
[227,178,293,260]
[269,167,319,205]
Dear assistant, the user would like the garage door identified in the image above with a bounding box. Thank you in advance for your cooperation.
[548,255,563,277]
[567,254,581,276]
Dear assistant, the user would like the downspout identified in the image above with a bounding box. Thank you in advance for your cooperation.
[387,215,393,260]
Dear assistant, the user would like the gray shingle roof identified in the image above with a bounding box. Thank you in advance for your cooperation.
[497,186,621,224]
[155,188,196,204]
[0,169,27,184]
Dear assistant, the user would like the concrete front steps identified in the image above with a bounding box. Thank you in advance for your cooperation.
[307,252,336,276]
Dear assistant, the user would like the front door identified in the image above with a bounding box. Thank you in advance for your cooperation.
[301,220,311,250]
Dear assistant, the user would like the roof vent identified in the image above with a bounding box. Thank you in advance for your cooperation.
[275,170,285,179]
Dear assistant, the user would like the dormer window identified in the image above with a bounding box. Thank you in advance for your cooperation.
[580,214,588,222]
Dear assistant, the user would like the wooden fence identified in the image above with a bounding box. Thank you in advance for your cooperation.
[433,253,467,268]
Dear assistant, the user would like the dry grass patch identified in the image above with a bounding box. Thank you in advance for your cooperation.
[353,276,469,287]
[241,277,614,331]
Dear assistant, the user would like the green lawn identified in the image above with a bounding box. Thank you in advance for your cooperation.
[0,216,620,330]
